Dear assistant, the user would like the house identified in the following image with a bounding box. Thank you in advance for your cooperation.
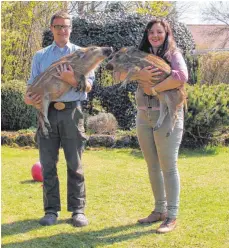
[187,24,229,54]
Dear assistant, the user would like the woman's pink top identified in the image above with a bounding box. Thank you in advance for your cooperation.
[169,50,188,82]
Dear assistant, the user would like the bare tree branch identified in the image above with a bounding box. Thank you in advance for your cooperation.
[200,1,229,48]
[201,1,229,26]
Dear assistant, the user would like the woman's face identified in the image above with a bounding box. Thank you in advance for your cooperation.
[147,22,166,48]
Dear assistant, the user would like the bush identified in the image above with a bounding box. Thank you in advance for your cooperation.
[86,112,118,134]
[93,83,138,130]
[185,53,199,85]
[198,51,229,85]
[15,134,36,147]
[1,80,37,131]
[87,135,115,147]
[183,83,229,148]
[1,130,37,147]
[114,135,139,148]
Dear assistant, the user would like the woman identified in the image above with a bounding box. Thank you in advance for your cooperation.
[135,19,188,233]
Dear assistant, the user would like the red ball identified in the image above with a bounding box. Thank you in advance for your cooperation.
[31,162,43,182]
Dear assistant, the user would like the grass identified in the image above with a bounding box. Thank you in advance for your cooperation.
[1,146,229,248]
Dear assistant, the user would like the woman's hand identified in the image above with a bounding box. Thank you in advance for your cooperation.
[56,64,78,87]
[138,79,156,96]
[137,66,162,82]
[137,66,162,95]
[138,78,159,96]
[140,86,153,96]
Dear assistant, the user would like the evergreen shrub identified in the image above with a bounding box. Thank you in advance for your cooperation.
[183,83,229,148]
[1,80,37,131]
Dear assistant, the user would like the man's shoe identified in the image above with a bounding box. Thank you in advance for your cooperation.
[156,217,177,234]
[72,213,88,227]
[39,213,57,226]
[138,211,167,224]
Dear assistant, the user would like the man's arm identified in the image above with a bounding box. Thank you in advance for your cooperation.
[85,70,95,93]
[24,53,41,106]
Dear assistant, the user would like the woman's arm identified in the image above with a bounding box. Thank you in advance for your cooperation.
[139,51,188,95]
[25,53,42,106]
[154,75,184,92]
[154,51,188,92]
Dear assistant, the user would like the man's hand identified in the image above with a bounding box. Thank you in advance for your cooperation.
[84,81,92,93]
[24,91,41,109]
[56,63,92,92]
[56,64,78,87]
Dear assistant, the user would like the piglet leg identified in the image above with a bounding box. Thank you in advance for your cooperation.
[38,94,51,138]
[153,94,168,132]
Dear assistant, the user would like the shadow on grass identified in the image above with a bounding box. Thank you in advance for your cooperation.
[20,180,40,184]
[179,146,225,158]
[2,220,157,248]
[115,149,143,159]
[114,147,225,160]
[1,218,68,237]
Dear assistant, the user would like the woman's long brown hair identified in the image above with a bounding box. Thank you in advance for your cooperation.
[139,19,177,61]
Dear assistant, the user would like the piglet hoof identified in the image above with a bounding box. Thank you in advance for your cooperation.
[166,131,172,137]
[44,134,50,139]
[76,83,83,92]
[39,128,50,139]
[45,123,52,133]
[43,129,50,139]
[78,81,86,92]
[153,125,160,132]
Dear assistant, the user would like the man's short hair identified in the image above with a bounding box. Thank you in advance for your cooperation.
[50,11,72,25]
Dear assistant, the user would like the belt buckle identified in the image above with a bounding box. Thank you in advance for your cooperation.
[54,102,65,110]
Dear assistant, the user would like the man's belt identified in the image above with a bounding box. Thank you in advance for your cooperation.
[49,101,82,111]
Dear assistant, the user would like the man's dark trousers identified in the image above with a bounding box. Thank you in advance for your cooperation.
[36,103,87,214]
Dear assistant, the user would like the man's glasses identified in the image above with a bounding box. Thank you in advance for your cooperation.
[52,25,71,30]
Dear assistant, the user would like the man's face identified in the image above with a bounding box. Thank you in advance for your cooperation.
[50,17,72,46]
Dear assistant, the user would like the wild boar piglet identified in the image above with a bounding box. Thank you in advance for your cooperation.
[28,46,113,138]
[106,46,186,137]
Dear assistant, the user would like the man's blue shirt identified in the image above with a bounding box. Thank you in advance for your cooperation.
[27,41,95,102]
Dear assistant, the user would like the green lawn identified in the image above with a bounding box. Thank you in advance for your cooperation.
[1,146,229,248]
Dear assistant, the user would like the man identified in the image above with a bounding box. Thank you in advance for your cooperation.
[24,11,94,227]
